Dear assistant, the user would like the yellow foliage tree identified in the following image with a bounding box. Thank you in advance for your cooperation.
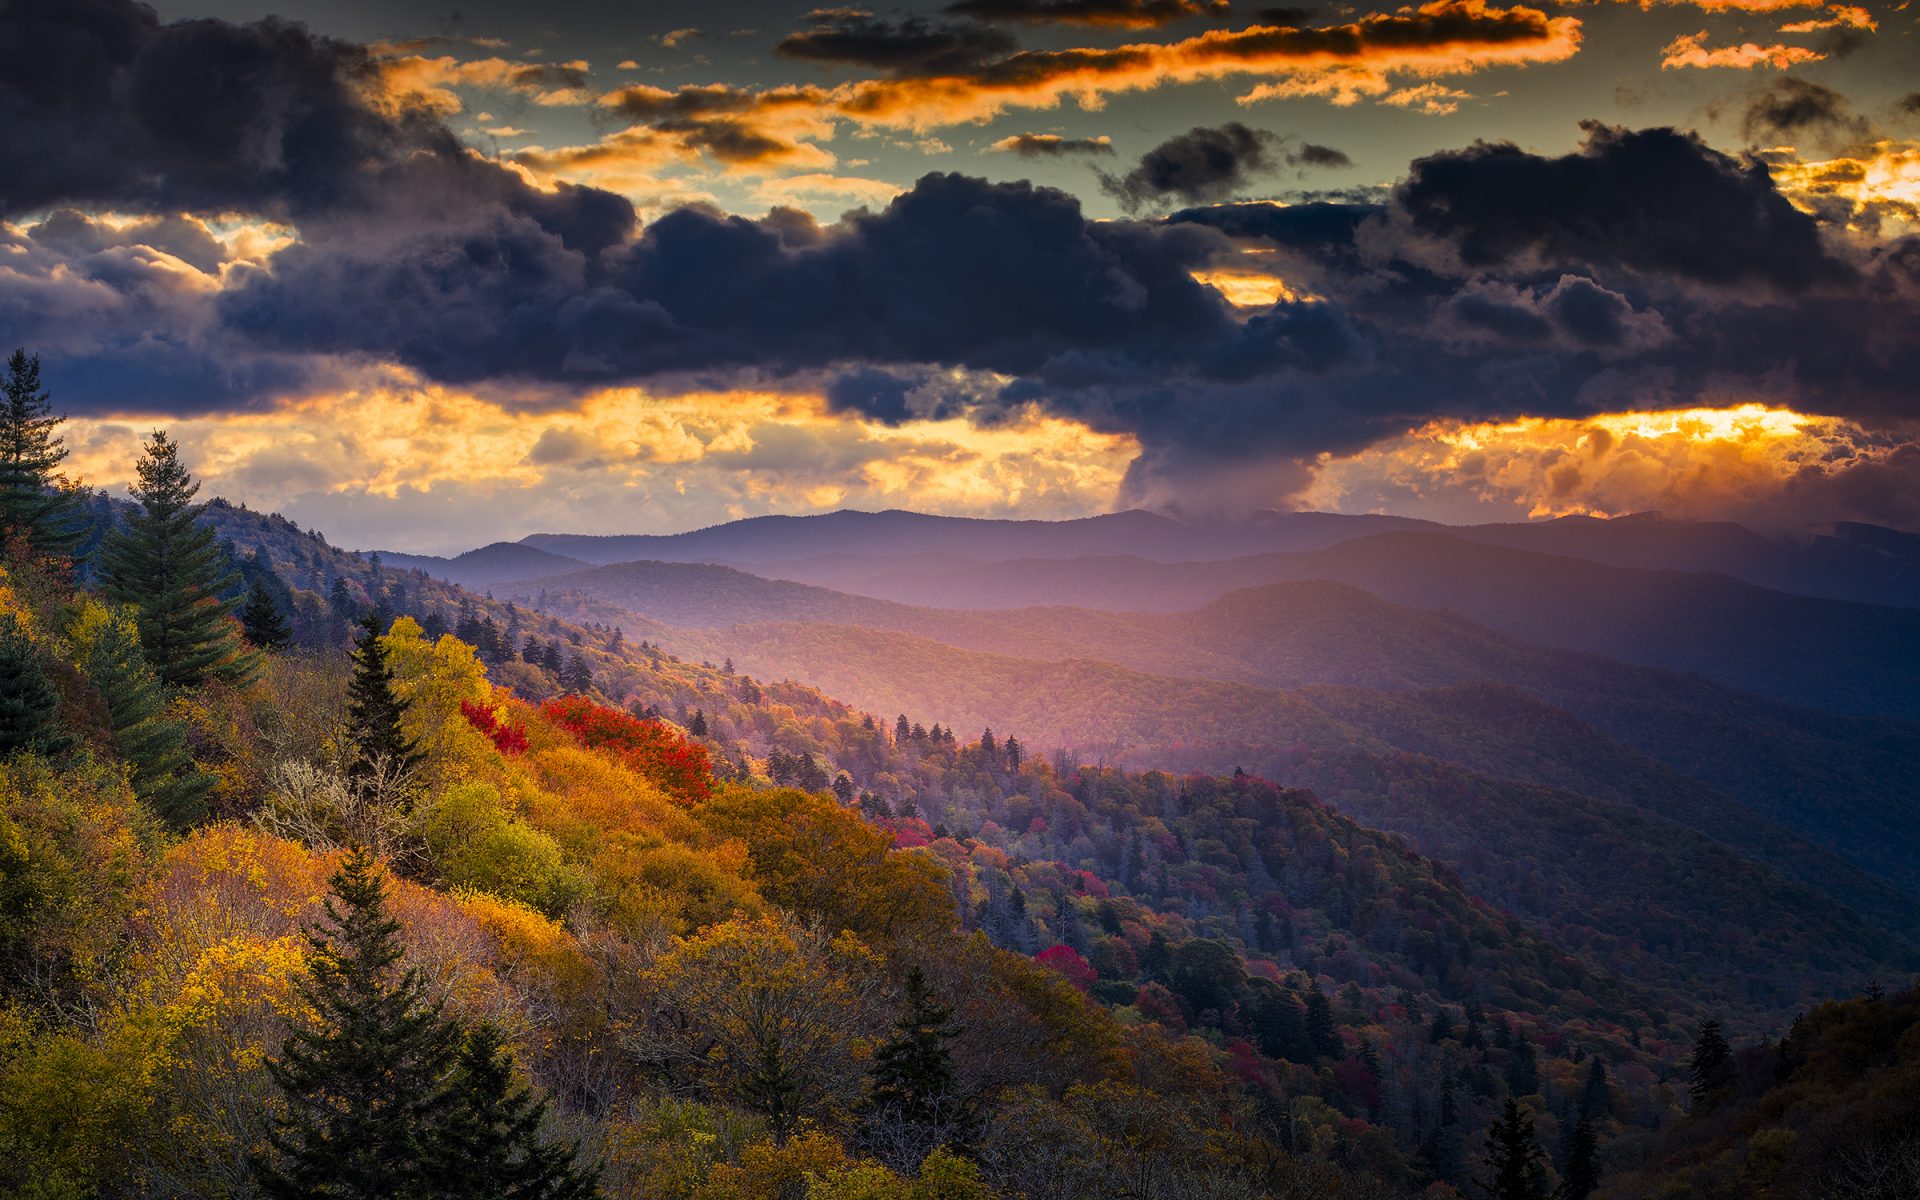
[698,785,953,944]
[635,914,885,1139]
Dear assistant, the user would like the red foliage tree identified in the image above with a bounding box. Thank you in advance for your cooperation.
[1035,944,1096,993]
[459,698,529,756]
[539,695,712,804]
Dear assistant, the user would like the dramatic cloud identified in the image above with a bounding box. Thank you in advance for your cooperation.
[597,0,1584,156]
[988,133,1117,156]
[64,384,1135,553]
[1389,121,1848,289]
[1660,31,1823,70]
[7,2,1920,524]
[1762,140,1920,235]
[1099,122,1350,210]
[1304,406,1920,534]
[943,0,1231,28]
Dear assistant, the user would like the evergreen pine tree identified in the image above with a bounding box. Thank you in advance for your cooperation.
[1688,1019,1732,1109]
[895,714,911,745]
[346,614,424,784]
[100,432,257,688]
[1004,736,1022,770]
[428,1022,600,1200]
[1578,1059,1612,1121]
[1305,989,1343,1061]
[254,847,461,1200]
[75,604,212,828]
[863,967,969,1165]
[1477,1099,1549,1200]
[868,968,960,1125]
[242,576,293,651]
[1558,1114,1600,1200]
[0,613,67,757]
[0,349,83,560]
[1508,1027,1540,1096]
[688,708,708,737]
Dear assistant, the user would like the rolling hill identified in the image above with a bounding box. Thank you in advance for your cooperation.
[370,541,590,588]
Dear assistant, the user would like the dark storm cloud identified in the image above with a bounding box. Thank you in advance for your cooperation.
[777,15,1018,76]
[1895,92,1920,119]
[0,0,634,410]
[942,0,1230,28]
[1099,122,1349,211]
[1737,78,1871,149]
[0,0,400,219]
[1393,121,1849,291]
[221,172,1272,387]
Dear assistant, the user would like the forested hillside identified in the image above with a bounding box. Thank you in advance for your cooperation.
[0,403,1734,1200]
[575,589,1920,906]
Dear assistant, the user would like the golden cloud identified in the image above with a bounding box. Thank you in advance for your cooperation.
[588,0,1581,170]
[64,380,1136,553]
[1301,404,1915,529]
[1765,140,1920,234]
[369,53,595,115]
[1659,30,1823,68]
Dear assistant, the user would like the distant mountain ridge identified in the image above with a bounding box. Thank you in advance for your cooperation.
[372,541,590,588]
[494,508,1920,607]
[517,508,1441,567]
[500,537,1920,720]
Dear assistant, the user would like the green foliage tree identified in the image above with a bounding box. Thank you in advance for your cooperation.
[254,846,461,1200]
[346,614,423,784]
[0,614,66,757]
[100,432,257,688]
[72,602,212,828]
[428,1021,600,1200]
[1478,1099,1548,1200]
[1688,1019,1732,1110]
[242,576,293,651]
[0,349,82,560]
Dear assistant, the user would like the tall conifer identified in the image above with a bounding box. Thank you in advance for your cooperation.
[73,602,211,827]
[867,967,961,1127]
[1478,1099,1549,1200]
[0,613,65,756]
[1559,1114,1600,1200]
[100,432,257,688]
[255,847,460,1200]
[1688,1019,1733,1109]
[242,576,293,651]
[346,614,423,783]
[429,1022,600,1200]
[0,349,83,560]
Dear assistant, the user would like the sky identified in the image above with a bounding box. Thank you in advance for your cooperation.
[2,0,1918,552]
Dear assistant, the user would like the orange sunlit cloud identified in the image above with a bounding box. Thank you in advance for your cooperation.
[369,53,594,115]
[1302,405,1913,528]
[584,0,1581,171]
[1659,30,1823,69]
[1766,140,1920,235]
